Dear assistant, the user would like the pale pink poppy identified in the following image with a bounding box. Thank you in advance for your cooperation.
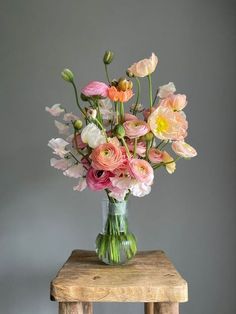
[128,53,158,77]
[148,105,188,141]
[86,167,113,191]
[162,151,176,174]
[81,81,109,98]
[123,120,150,139]
[45,104,64,117]
[157,82,176,99]
[160,94,187,111]
[148,148,163,163]
[90,142,123,171]
[129,159,154,185]
[172,141,197,158]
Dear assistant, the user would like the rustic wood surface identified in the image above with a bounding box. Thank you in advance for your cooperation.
[51,250,188,303]
[59,302,93,314]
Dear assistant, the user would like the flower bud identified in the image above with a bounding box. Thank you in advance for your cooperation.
[114,124,125,139]
[126,69,134,78]
[61,68,74,82]
[103,50,114,64]
[118,78,133,92]
[73,119,83,130]
[145,132,154,142]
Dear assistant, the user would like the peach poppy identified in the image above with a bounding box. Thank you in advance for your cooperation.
[128,53,158,77]
[107,86,134,103]
[172,141,197,158]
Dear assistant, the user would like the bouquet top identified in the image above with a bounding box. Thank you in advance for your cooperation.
[46,51,197,202]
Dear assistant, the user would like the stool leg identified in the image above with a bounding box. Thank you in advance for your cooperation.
[154,303,179,314]
[144,302,154,314]
[59,302,93,314]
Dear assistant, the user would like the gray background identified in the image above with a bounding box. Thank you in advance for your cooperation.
[0,0,235,313]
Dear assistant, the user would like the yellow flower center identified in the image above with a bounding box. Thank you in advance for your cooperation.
[156,116,169,134]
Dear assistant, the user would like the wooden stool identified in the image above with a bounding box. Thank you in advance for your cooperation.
[50,250,188,314]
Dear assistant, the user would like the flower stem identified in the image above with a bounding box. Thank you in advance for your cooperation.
[71,81,86,117]
[152,87,159,106]
[148,74,153,109]
[105,64,110,84]
[132,77,141,115]
[133,138,138,158]
[115,102,119,124]
[120,102,124,123]
[121,137,131,158]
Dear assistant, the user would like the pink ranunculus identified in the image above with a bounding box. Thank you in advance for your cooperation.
[172,141,197,158]
[81,81,109,98]
[90,142,123,172]
[112,146,130,176]
[160,94,187,111]
[148,105,188,141]
[86,167,113,191]
[127,140,146,157]
[128,53,158,77]
[124,113,138,121]
[148,148,163,163]
[72,133,87,149]
[129,159,154,185]
[123,120,150,139]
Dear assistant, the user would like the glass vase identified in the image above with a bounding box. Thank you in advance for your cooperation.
[95,199,137,265]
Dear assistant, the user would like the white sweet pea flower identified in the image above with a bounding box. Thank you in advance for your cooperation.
[50,158,73,170]
[63,112,79,122]
[130,103,144,112]
[81,123,106,148]
[110,176,133,190]
[45,104,64,117]
[48,138,69,158]
[63,164,85,178]
[158,82,176,99]
[73,178,87,191]
[130,181,151,197]
[108,187,129,201]
[54,120,70,135]
[99,98,114,121]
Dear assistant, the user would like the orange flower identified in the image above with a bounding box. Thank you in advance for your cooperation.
[108,86,134,103]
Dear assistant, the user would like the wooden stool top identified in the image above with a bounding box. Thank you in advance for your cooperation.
[50,250,188,303]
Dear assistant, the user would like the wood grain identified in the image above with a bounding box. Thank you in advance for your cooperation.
[51,250,188,303]
[59,302,93,314]
[154,302,179,314]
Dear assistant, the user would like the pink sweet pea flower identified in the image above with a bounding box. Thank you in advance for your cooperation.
[54,120,70,135]
[73,178,87,191]
[45,104,64,117]
[63,164,85,178]
[63,112,79,122]
[129,159,154,185]
[50,158,73,170]
[148,148,163,163]
[172,141,197,158]
[86,167,113,191]
[157,82,176,99]
[123,120,150,139]
[160,94,187,111]
[81,81,109,98]
[72,133,87,149]
[148,105,188,141]
[90,142,123,172]
[128,53,158,77]
[108,186,129,201]
[48,138,69,158]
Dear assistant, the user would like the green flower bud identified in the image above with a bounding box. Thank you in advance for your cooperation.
[103,50,114,64]
[145,132,154,142]
[73,119,83,130]
[61,68,74,82]
[114,124,125,139]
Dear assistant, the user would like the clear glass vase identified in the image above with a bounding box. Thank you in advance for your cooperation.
[95,199,137,265]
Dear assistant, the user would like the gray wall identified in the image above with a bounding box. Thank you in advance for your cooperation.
[0,0,235,313]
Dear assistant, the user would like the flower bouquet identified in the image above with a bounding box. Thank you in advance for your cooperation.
[46,51,197,265]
